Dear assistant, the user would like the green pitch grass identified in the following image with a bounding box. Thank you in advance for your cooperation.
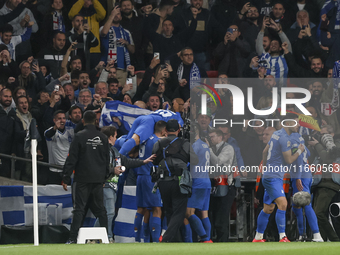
[1,242,340,255]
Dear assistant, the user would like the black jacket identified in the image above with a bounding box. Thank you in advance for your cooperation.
[0,106,17,155]
[63,124,110,183]
[213,37,251,77]
[152,135,199,175]
[37,46,68,79]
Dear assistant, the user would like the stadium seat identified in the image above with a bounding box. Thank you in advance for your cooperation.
[77,227,109,244]
[206,71,219,78]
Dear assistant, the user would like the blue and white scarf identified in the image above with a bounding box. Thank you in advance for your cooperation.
[107,26,131,69]
[52,11,65,32]
[321,0,340,29]
[177,62,201,89]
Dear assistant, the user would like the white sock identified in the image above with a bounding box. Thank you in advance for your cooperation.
[161,229,166,236]
[255,232,263,240]
[279,233,286,240]
[313,232,323,241]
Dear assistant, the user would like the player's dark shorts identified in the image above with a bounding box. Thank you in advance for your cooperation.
[263,178,285,205]
[136,175,162,208]
[187,188,211,211]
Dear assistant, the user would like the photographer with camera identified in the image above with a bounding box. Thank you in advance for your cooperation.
[152,119,198,242]
[308,124,340,242]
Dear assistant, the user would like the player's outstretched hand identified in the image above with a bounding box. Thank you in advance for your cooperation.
[144,154,156,164]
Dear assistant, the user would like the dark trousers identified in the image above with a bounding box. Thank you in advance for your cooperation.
[314,187,340,241]
[69,182,108,241]
[159,179,188,242]
[209,186,236,242]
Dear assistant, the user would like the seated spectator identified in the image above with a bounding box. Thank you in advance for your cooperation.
[68,0,106,68]
[37,31,68,79]
[213,24,251,77]
[41,0,68,47]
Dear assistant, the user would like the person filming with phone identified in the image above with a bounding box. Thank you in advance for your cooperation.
[66,15,99,71]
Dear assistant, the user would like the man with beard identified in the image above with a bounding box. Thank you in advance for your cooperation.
[120,0,146,70]
[14,95,34,181]
[66,14,99,71]
[238,4,262,52]
[38,32,68,79]
[68,0,106,68]
[45,110,75,184]
[101,6,135,87]
[256,18,291,86]
[307,80,340,135]
[68,105,82,126]
[283,42,326,78]
[74,71,95,97]
[0,88,16,178]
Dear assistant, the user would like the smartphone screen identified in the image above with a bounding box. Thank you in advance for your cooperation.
[154,52,160,60]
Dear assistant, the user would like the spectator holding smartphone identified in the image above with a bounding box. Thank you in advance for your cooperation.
[66,15,99,71]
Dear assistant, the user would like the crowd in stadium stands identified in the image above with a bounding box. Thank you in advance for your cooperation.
[0,0,340,242]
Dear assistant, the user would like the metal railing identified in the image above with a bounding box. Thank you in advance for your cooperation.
[0,153,63,180]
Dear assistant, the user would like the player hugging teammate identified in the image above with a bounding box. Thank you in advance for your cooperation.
[253,113,323,243]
